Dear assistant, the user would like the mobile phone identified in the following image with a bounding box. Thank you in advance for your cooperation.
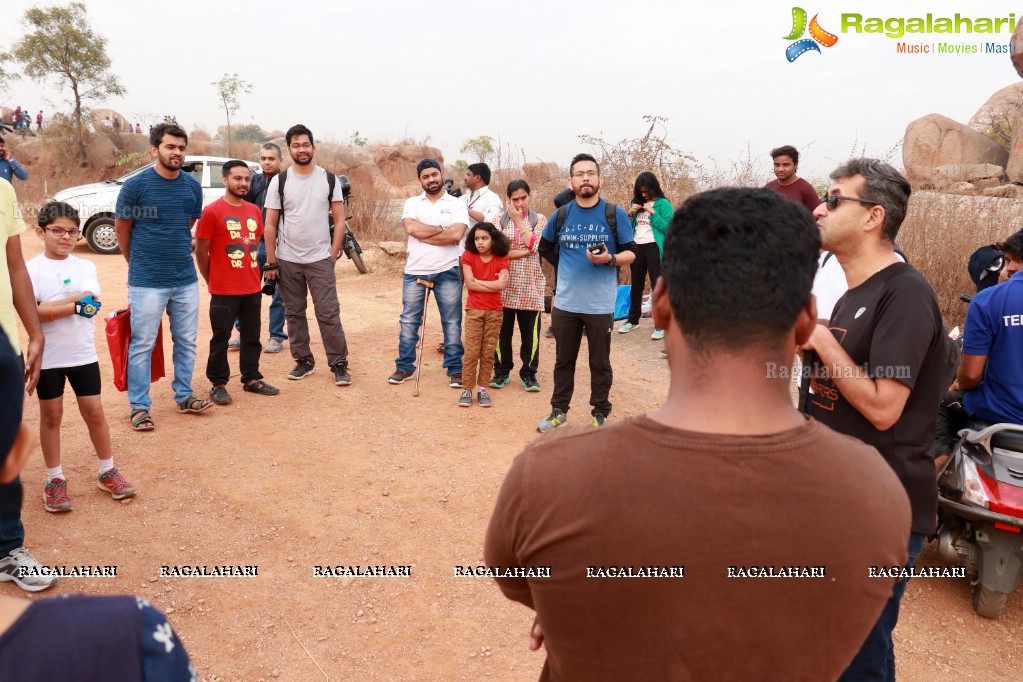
[588,243,607,255]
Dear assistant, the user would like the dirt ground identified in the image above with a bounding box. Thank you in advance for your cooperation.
[10,238,1021,681]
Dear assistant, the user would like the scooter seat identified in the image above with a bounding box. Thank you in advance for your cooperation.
[992,429,1023,453]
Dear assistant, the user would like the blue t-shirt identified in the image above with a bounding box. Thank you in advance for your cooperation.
[541,199,634,315]
[116,168,203,288]
[963,271,1023,424]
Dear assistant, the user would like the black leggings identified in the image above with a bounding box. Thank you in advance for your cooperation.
[628,242,661,325]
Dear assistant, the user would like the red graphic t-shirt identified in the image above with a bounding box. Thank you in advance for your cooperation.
[462,251,509,311]
[195,198,264,295]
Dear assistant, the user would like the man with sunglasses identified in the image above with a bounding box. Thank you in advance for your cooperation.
[802,159,946,682]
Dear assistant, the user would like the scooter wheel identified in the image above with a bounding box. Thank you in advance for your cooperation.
[972,583,1008,619]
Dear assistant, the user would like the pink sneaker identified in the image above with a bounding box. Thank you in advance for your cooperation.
[43,478,72,513]
[97,468,136,500]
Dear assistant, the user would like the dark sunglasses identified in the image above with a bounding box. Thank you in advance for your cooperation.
[821,194,880,211]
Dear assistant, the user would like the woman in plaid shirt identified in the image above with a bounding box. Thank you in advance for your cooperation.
[489,180,548,392]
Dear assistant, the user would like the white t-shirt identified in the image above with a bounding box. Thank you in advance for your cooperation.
[634,212,654,244]
[26,254,100,369]
[401,192,470,275]
[462,185,503,227]
[264,165,344,264]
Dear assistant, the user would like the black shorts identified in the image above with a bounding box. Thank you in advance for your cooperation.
[36,362,102,401]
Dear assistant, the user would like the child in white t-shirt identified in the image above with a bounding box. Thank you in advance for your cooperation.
[26,202,135,513]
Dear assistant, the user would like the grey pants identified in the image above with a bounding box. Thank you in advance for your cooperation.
[277,258,349,368]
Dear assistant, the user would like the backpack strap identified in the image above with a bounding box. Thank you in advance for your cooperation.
[326,171,337,229]
[500,210,539,231]
[604,201,619,246]
[277,169,288,223]
[528,210,538,229]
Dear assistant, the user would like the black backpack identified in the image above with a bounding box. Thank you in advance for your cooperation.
[540,201,620,267]
[277,168,337,233]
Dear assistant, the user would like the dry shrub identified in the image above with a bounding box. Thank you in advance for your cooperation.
[343,177,401,243]
[898,191,1021,327]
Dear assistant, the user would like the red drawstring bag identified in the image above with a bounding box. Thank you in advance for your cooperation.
[105,308,166,392]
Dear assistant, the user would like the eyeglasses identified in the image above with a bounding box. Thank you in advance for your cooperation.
[45,227,81,238]
[821,194,880,211]
[571,170,598,179]
[289,143,313,150]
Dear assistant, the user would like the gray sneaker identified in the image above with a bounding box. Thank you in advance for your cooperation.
[264,337,284,354]
[458,389,473,407]
[228,335,240,351]
[0,546,58,592]
[536,409,567,433]
[477,390,493,408]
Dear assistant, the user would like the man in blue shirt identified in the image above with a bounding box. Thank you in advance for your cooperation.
[114,123,210,431]
[0,138,28,184]
[957,230,1023,423]
[537,153,635,430]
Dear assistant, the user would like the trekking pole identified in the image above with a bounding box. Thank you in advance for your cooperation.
[413,278,435,397]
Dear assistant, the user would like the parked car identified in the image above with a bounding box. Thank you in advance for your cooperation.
[51,156,259,255]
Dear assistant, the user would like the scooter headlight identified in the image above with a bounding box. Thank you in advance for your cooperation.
[961,457,990,509]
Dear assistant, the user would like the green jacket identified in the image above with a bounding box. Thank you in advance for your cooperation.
[630,196,673,255]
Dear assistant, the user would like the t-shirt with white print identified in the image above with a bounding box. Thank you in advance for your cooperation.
[634,212,654,244]
[26,254,100,369]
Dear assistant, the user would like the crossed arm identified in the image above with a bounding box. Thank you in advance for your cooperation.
[403,218,467,246]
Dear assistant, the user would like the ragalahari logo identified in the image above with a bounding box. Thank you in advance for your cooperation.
[784,7,839,61]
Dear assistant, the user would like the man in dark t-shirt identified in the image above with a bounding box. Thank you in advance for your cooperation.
[486,188,911,681]
[764,144,821,213]
[804,158,945,681]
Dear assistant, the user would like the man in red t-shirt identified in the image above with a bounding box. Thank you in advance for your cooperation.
[764,145,821,214]
[195,161,279,404]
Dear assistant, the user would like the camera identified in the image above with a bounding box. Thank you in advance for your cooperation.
[262,279,277,296]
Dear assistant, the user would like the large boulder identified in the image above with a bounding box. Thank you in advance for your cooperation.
[1012,17,1023,79]
[982,184,1023,198]
[12,139,44,166]
[122,133,151,156]
[903,114,1009,188]
[85,135,118,170]
[89,108,132,133]
[0,108,13,126]
[374,145,444,194]
[1006,113,1023,182]
[968,82,1023,145]
[523,162,561,185]
[931,163,1005,189]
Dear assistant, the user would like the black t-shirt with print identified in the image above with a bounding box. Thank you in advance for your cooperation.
[810,263,944,535]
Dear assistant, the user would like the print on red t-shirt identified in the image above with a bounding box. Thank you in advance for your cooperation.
[461,251,509,311]
[195,198,264,295]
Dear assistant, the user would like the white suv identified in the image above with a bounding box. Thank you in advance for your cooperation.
[52,156,258,255]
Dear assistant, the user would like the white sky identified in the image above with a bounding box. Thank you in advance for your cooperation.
[1,0,1020,182]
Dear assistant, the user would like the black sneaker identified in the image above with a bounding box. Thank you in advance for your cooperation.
[489,375,511,389]
[332,364,351,386]
[449,373,463,388]
[388,370,414,384]
[477,390,493,408]
[522,376,540,392]
[545,326,555,339]
[287,360,315,380]
[592,413,608,427]
[458,389,472,407]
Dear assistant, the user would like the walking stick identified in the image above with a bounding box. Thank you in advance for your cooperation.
[413,278,435,397]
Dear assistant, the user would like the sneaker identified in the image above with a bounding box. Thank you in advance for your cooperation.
[618,322,638,334]
[651,328,665,341]
[388,370,415,384]
[43,478,71,513]
[0,547,58,592]
[592,413,608,427]
[458,389,473,407]
[659,349,667,359]
[522,376,540,392]
[537,409,568,433]
[545,326,555,339]
[489,375,511,389]
[264,337,284,354]
[449,373,462,388]
[332,364,352,386]
[287,360,315,380]
[209,386,232,405]
[228,335,240,351]
[477,390,493,408]
[97,468,136,500]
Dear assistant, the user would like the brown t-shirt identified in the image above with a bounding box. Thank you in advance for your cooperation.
[810,263,945,535]
[485,415,910,682]
[765,178,821,214]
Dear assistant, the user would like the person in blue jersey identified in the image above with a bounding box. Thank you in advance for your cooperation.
[536,153,635,431]
[115,123,211,432]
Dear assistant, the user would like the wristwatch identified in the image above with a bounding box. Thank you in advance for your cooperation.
[608,253,617,266]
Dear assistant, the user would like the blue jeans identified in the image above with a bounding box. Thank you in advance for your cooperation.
[838,532,926,682]
[127,283,199,410]
[395,267,462,375]
[235,241,287,341]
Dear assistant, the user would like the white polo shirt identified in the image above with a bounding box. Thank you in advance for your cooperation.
[401,192,469,275]
[462,185,504,227]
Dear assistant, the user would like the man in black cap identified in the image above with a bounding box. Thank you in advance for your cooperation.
[967,244,1005,293]
[389,159,469,386]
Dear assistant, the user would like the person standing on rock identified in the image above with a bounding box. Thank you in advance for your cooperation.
[195,160,279,405]
[0,137,28,184]
[262,124,352,386]
[802,158,946,681]
[764,145,820,214]
[115,122,212,431]
[389,159,469,387]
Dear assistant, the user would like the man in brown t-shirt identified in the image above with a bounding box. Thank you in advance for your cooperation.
[765,144,821,213]
[804,158,944,681]
[485,187,911,681]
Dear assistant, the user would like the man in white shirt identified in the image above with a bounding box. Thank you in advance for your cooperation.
[462,163,504,228]
[389,159,469,388]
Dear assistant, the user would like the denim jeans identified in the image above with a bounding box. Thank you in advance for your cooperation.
[838,532,926,682]
[127,283,199,410]
[235,241,287,341]
[395,266,462,376]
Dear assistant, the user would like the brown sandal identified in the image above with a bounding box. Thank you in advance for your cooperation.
[177,395,213,413]
[129,409,155,431]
